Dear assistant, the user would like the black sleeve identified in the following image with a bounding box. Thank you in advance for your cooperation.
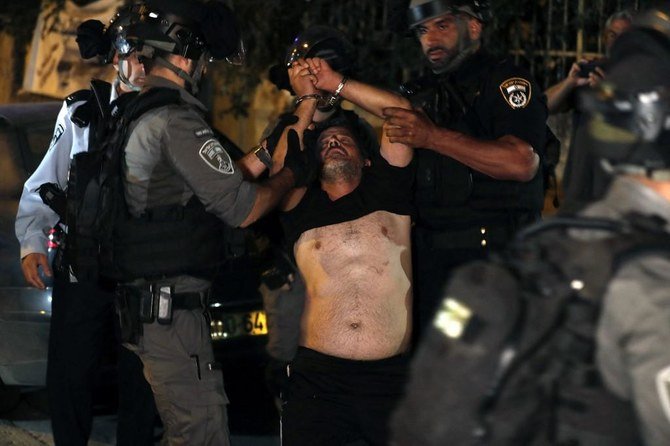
[464,61,548,159]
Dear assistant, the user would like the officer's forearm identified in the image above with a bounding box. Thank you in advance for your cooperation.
[428,130,539,182]
[339,78,411,119]
[238,169,295,228]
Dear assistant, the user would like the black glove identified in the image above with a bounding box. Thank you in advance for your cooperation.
[283,129,316,188]
[264,114,299,155]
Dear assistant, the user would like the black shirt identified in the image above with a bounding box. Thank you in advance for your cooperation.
[281,154,414,252]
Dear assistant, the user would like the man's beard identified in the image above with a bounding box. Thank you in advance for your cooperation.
[428,25,476,74]
[320,158,363,184]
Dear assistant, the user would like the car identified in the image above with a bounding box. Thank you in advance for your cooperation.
[0,101,279,431]
[0,101,61,411]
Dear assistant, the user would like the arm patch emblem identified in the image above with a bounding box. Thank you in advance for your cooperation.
[199,139,235,174]
[48,124,65,151]
[499,77,532,109]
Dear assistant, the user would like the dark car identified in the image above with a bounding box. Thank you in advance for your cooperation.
[0,101,279,431]
[0,101,61,411]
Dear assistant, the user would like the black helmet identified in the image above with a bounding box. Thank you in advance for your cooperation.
[75,3,145,64]
[579,5,670,176]
[269,26,355,93]
[284,26,355,74]
[457,0,491,22]
[407,0,490,29]
[408,0,457,29]
[120,0,243,63]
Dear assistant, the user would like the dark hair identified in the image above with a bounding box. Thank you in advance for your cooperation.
[307,110,379,159]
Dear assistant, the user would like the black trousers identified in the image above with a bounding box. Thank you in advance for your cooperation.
[281,347,409,446]
[47,278,157,445]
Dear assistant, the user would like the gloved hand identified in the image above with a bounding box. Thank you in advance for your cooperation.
[283,129,316,188]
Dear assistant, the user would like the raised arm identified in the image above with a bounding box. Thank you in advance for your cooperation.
[305,57,410,118]
[305,57,412,167]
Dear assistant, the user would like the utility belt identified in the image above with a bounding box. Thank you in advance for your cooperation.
[115,284,209,345]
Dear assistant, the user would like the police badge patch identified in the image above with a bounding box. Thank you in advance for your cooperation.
[499,77,532,109]
[199,139,235,174]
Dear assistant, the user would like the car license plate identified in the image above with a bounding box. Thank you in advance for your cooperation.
[210,310,267,340]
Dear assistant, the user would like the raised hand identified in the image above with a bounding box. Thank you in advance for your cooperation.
[305,57,342,93]
[288,58,318,98]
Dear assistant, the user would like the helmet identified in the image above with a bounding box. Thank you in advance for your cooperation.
[120,0,243,63]
[407,0,457,28]
[457,0,491,23]
[578,5,670,176]
[116,0,243,94]
[75,4,145,64]
[75,4,146,91]
[407,0,490,29]
[269,26,355,96]
[105,4,146,63]
[284,26,355,75]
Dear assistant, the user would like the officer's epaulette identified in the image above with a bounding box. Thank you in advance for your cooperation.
[65,89,92,106]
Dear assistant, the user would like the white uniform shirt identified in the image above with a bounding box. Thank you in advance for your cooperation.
[15,83,119,259]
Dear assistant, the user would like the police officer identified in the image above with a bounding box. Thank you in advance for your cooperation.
[578,11,670,444]
[15,6,157,445]
[383,0,548,338]
[391,6,670,445]
[107,1,312,444]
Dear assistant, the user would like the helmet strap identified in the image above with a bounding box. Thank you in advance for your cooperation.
[117,58,142,92]
[154,55,200,94]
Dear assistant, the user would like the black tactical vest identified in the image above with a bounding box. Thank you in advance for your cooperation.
[67,87,226,283]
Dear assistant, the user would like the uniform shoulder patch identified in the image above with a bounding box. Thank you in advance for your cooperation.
[199,139,235,174]
[499,77,532,109]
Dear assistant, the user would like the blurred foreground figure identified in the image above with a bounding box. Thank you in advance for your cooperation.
[392,6,670,446]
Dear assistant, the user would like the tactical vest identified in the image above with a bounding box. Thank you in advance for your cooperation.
[394,212,670,445]
[66,86,225,283]
[402,52,542,230]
